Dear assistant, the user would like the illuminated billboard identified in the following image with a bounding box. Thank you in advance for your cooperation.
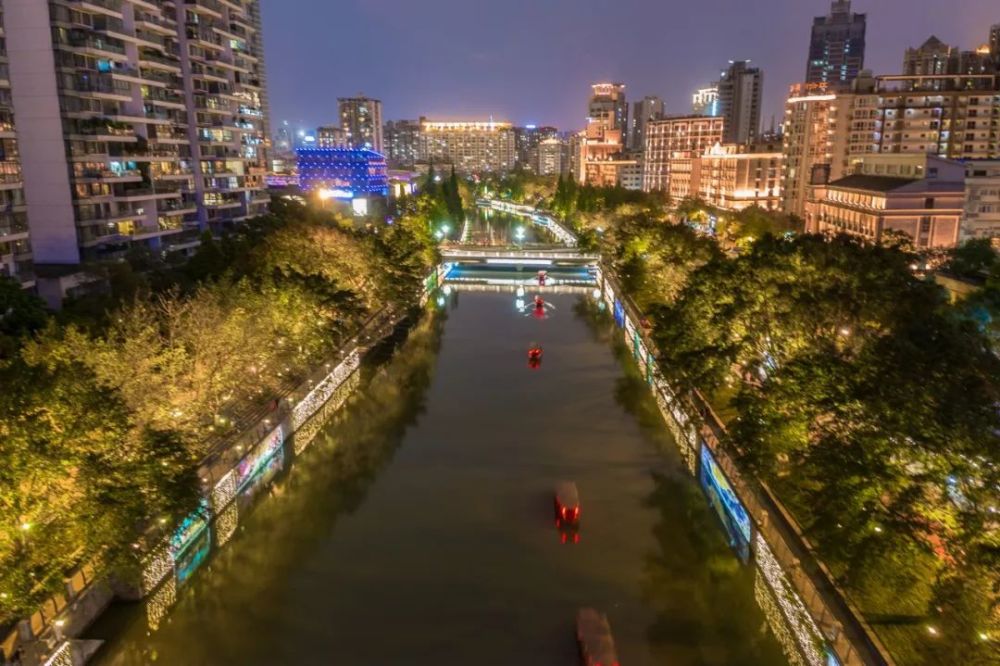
[699,444,752,562]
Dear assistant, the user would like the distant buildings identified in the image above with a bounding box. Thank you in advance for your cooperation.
[718,60,763,144]
[317,126,348,148]
[536,137,565,176]
[338,96,384,153]
[588,83,628,134]
[384,119,422,168]
[575,83,630,185]
[806,0,867,87]
[419,120,516,174]
[515,125,559,172]
[781,83,841,218]
[692,85,721,116]
[629,96,665,151]
[903,36,995,77]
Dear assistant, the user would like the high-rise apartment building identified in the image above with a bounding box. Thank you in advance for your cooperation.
[806,0,867,87]
[0,7,30,288]
[692,85,720,116]
[316,126,347,148]
[418,120,515,174]
[577,83,628,185]
[629,96,664,151]
[718,61,762,145]
[5,0,271,294]
[781,84,844,217]
[903,36,995,78]
[642,115,725,194]
[782,69,1000,218]
[990,24,1000,61]
[588,83,627,132]
[383,119,421,168]
[338,96,383,153]
[536,137,564,176]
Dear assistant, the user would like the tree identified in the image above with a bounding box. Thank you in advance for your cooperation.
[0,277,47,362]
[945,238,998,280]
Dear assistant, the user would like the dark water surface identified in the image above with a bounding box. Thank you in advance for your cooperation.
[89,291,784,666]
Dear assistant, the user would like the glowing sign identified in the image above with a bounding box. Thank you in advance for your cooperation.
[236,425,284,490]
[699,444,752,562]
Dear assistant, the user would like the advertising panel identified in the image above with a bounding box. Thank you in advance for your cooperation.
[236,425,284,490]
[699,444,752,562]
[170,503,211,586]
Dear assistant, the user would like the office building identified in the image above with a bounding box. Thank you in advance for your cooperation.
[992,24,1000,61]
[317,126,347,149]
[643,115,725,194]
[693,85,721,116]
[806,154,964,248]
[418,120,515,174]
[806,0,867,86]
[384,119,421,168]
[718,60,763,144]
[338,96,383,153]
[629,96,664,151]
[5,0,271,301]
[961,160,1000,241]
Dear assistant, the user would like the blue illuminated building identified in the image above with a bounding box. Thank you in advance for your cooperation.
[295,148,389,199]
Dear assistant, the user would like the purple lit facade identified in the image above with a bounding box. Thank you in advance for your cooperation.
[295,148,389,197]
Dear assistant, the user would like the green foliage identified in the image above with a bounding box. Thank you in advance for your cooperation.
[642,231,1000,660]
[946,238,998,280]
[0,278,47,362]
[0,194,439,621]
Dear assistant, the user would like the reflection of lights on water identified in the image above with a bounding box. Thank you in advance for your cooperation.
[514,227,526,240]
[598,302,606,312]
[443,285,452,296]
[515,299,525,310]
[516,285,525,297]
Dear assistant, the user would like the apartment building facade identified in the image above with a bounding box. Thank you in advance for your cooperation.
[0,5,30,287]
[418,120,515,174]
[642,115,725,194]
[4,0,271,298]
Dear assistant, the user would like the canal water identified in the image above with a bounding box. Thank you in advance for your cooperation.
[457,207,558,246]
[87,287,785,665]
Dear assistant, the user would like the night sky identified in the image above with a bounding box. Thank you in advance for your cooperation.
[261,0,999,134]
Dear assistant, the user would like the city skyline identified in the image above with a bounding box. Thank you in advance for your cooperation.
[262,0,998,131]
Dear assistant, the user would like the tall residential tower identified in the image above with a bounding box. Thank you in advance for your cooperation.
[5,0,271,298]
[338,96,383,153]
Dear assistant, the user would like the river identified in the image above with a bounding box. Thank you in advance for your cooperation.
[87,276,785,665]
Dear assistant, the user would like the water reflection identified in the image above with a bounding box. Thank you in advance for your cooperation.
[89,313,445,665]
[89,291,785,666]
